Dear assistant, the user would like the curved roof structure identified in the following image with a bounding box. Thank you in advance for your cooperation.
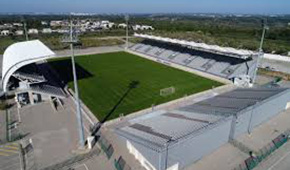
[2,40,55,92]
[134,33,259,59]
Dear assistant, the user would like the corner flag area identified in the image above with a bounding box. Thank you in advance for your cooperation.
[49,52,222,121]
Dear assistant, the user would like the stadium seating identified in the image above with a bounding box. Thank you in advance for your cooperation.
[129,40,257,80]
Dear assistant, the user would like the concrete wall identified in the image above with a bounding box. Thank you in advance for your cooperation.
[234,89,290,138]
[127,117,232,170]
[251,89,290,131]
[124,137,161,170]
[167,118,232,169]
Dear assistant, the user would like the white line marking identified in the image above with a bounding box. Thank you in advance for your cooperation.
[267,149,290,170]
[83,164,89,170]
[73,163,89,170]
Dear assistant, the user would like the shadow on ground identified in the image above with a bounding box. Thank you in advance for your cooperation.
[48,59,94,84]
[90,80,140,136]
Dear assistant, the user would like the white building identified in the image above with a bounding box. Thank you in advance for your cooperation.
[28,29,39,35]
[3,23,13,28]
[133,25,154,31]
[132,25,142,31]
[13,23,23,27]
[42,28,52,34]
[118,23,127,28]
[56,29,69,34]
[41,21,48,25]
[50,21,63,27]
[141,25,154,30]
[1,30,10,36]
[15,30,24,36]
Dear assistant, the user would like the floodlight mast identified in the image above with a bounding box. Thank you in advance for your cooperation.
[21,17,29,41]
[63,18,85,148]
[125,15,129,50]
[252,22,269,85]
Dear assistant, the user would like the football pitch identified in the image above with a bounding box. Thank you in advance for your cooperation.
[49,52,223,121]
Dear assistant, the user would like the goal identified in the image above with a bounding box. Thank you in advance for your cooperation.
[160,87,175,96]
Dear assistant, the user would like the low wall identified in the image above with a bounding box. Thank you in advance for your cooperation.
[264,53,290,62]
[103,84,235,127]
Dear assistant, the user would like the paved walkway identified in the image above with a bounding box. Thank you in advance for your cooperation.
[255,141,290,170]
[18,101,87,169]
[185,143,248,170]
[236,109,290,152]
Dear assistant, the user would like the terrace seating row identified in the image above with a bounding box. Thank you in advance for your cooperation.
[129,41,257,80]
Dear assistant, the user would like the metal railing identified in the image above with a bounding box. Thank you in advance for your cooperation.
[233,129,290,170]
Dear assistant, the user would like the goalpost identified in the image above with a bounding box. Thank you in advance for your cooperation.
[160,86,175,96]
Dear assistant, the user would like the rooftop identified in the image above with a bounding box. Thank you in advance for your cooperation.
[116,87,288,151]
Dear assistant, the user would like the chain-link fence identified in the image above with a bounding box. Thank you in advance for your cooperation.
[233,129,290,170]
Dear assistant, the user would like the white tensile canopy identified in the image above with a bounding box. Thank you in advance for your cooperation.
[2,40,55,92]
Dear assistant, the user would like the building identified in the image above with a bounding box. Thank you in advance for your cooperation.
[1,40,66,106]
[133,25,154,31]
[130,34,258,83]
[132,25,142,31]
[41,21,48,26]
[1,30,10,36]
[116,88,290,170]
[15,30,24,36]
[28,29,39,35]
[42,28,52,34]
[118,23,127,29]
[13,23,23,27]
[141,25,154,30]
[50,20,64,27]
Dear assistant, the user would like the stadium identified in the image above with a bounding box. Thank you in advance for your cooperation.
[1,31,290,170]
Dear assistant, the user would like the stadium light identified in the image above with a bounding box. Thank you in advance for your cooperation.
[62,17,85,148]
[252,21,269,85]
[125,14,129,50]
[21,17,29,41]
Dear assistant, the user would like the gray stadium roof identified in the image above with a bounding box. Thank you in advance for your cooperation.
[115,87,288,151]
[179,87,288,116]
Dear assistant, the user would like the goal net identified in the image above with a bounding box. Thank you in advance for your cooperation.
[160,87,175,96]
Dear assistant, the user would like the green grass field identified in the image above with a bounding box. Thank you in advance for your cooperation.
[49,52,222,121]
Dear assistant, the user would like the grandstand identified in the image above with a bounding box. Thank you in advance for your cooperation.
[0,40,66,107]
[129,34,258,82]
[116,87,290,170]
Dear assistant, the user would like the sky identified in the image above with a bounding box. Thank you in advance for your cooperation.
[1,0,290,14]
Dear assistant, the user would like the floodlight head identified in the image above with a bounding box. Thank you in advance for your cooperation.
[125,15,129,21]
